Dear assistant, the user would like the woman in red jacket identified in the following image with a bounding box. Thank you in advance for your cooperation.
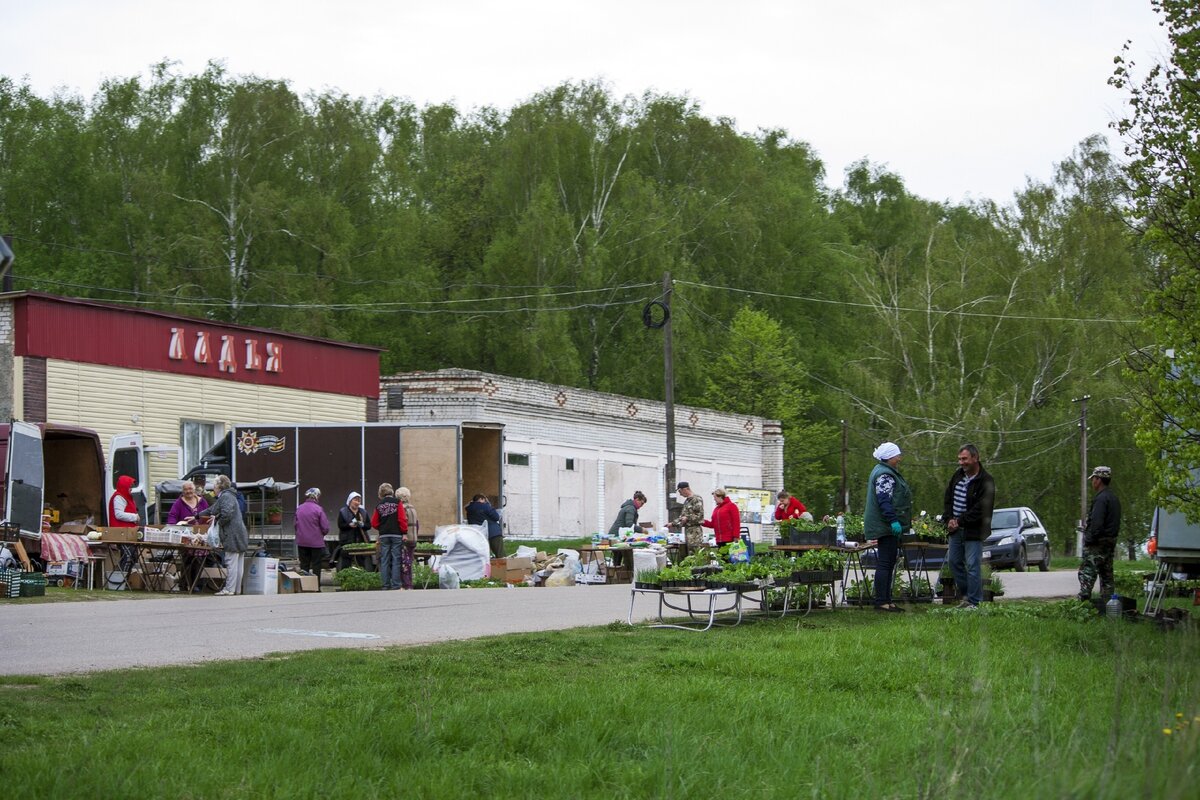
[704,488,742,545]
[774,491,808,521]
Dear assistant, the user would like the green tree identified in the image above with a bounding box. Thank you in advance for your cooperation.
[701,307,837,505]
[1113,0,1200,520]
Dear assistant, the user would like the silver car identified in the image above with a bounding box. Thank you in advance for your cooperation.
[983,507,1052,571]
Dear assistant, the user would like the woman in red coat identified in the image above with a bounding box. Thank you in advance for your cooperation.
[704,488,742,545]
[774,491,808,521]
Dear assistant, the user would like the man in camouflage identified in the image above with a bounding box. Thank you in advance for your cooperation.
[670,481,706,556]
[1077,466,1122,600]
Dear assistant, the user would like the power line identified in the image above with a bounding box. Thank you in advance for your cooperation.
[674,278,1142,325]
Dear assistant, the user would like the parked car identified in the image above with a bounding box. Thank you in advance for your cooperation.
[983,507,1052,572]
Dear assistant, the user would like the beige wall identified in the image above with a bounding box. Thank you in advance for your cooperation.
[40,358,366,488]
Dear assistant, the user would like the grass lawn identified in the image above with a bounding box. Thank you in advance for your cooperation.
[1,601,1197,799]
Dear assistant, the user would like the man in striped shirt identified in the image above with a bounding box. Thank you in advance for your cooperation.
[942,443,996,608]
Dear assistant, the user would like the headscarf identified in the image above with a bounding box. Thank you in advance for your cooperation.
[345,491,362,507]
[108,474,138,527]
[872,441,901,461]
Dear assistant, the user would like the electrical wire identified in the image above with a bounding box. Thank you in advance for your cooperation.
[674,278,1142,326]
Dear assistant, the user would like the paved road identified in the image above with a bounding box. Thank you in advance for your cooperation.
[0,570,1081,676]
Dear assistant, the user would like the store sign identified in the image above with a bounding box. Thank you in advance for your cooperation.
[168,328,282,374]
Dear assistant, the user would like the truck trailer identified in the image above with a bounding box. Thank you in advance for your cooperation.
[178,422,505,552]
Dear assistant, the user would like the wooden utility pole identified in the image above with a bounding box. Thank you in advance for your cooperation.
[840,419,848,513]
[1073,394,1090,556]
[663,271,676,517]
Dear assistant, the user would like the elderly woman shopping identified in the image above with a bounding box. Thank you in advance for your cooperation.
[212,475,249,596]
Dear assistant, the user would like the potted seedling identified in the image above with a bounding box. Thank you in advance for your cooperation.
[266,505,283,525]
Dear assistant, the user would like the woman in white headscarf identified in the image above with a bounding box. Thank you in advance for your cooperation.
[336,491,372,571]
[865,441,912,612]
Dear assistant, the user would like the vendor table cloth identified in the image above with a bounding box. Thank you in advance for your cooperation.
[40,532,91,562]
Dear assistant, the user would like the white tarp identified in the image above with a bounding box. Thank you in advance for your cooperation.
[431,523,490,581]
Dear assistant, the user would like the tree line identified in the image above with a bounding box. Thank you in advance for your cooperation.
[0,60,1161,553]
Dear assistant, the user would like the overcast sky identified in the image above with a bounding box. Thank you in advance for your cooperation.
[5,1,1169,204]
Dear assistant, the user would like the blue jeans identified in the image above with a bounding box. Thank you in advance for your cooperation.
[379,536,404,590]
[874,534,899,606]
[948,533,983,605]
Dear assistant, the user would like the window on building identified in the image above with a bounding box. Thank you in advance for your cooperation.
[506,452,530,466]
[565,458,575,471]
[181,420,224,475]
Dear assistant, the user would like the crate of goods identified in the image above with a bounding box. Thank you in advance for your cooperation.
[20,572,47,598]
[143,528,176,544]
[1,567,22,598]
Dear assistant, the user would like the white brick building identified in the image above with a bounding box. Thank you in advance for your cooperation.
[380,369,783,539]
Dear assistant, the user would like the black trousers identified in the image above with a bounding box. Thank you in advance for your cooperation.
[298,545,326,579]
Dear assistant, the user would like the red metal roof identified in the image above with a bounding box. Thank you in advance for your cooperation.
[7,292,382,398]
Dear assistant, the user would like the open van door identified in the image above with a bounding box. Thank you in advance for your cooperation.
[107,433,148,524]
[5,421,45,536]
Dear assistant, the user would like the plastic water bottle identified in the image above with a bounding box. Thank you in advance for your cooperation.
[591,533,600,548]
[1105,594,1122,620]
[836,515,846,546]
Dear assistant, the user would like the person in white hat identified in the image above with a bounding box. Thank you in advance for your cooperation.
[865,442,912,612]
[1078,466,1122,601]
[336,491,372,570]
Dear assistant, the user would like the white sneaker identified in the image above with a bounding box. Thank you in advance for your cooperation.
[214,589,233,596]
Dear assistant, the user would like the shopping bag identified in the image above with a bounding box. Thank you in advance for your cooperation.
[728,539,749,564]
[205,520,222,549]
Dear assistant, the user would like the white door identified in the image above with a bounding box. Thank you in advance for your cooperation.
[107,433,147,524]
[6,422,44,536]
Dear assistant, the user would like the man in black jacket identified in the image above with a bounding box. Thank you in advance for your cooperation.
[942,444,996,608]
[1077,466,1122,601]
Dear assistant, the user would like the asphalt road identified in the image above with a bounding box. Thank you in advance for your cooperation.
[0,570,1081,677]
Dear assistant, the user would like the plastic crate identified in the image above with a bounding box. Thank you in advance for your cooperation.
[1,567,22,598]
[19,572,47,598]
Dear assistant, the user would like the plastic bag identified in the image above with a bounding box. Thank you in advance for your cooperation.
[563,555,582,575]
[438,563,461,590]
[206,520,222,549]
[729,539,749,564]
[545,568,574,587]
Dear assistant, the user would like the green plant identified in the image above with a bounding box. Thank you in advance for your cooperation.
[412,563,438,590]
[266,505,283,515]
[461,578,508,588]
[846,577,873,600]
[987,574,1005,595]
[333,567,381,591]
[414,542,444,552]
[777,517,825,533]
[1113,571,1144,598]
[910,512,946,542]
[634,569,661,585]
[841,513,865,537]
[795,548,844,571]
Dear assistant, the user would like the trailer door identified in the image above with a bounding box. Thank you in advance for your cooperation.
[107,433,148,524]
[5,421,44,536]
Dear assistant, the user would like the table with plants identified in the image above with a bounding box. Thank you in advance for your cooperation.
[898,515,948,601]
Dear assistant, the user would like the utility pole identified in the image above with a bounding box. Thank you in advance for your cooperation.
[840,419,848,513]
[662,271,676,518]
[1073,394,1089,556]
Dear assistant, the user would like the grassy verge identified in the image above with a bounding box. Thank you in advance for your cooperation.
[1,602,1196,799]
[505,536,591,554]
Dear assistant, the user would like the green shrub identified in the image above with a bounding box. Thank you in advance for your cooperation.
[334,567,382,591]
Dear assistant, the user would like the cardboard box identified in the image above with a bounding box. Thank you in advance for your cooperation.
[504,556,534,583]
[97,526,140,543]
[242,556,279,595]
[278,571,303,594]
[279,570,322,594]
[489,558,507,577]
[58,523,99,535]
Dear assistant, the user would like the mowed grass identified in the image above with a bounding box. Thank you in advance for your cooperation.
[1,603,1197,799]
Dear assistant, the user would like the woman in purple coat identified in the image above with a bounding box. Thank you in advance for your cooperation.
[294,487,331,585]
